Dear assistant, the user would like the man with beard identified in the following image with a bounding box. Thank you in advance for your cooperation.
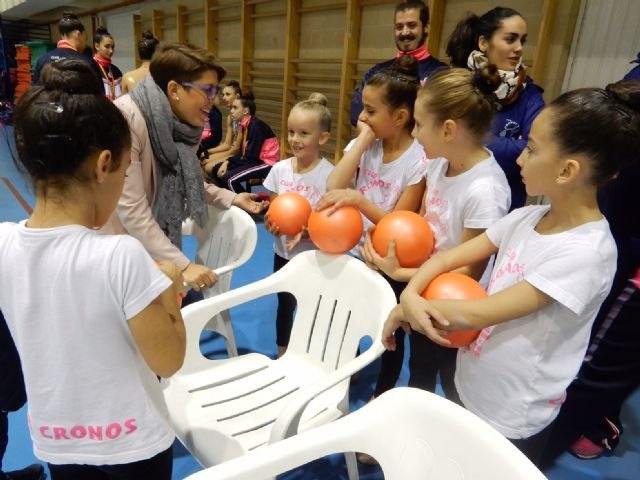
[350,0,447,126]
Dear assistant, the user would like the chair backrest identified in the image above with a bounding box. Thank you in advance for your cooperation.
[185,387,548,480]
[182,204,257,298]
[275,251,395,371]
[178,251,396,376]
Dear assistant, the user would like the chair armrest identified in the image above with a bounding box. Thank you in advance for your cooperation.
[268,340,386,443]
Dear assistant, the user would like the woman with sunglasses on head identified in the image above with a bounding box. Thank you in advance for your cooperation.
[104,43,267,296]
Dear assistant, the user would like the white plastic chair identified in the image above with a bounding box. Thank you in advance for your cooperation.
[184,387,548,480]
[162,250,397,480]
[182,204,257,357]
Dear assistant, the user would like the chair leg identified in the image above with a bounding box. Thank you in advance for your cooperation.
[204,310,239,357]
[221,310,239,357]
[345,452,359,480]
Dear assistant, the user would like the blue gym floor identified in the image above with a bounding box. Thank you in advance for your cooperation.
[1,124,639,478]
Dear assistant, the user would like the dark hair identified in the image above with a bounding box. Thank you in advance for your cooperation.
[150,43,226,94]
[292,92,331,132]
[13,59,131,186]
[547,81,640,186]
[446,7,522,68]
[417,66,501,141]
[223,80,242,96]
[365,55,420,131]
[238,91,256,116]
[138,30,159,61]
[58,12,85,36]
[94,26,112,47]
[395,1,429,26]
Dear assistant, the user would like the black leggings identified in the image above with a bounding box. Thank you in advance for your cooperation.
[372,274,407,398]
[48,445,173,480]
[273,253,297,347]
[408,333,459,401]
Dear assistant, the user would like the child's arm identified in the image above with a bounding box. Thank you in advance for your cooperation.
[326,121,376,190]
[398,234,551,346]
[128,261,186,378]
[208,115,234,153]
[452,227,491,281]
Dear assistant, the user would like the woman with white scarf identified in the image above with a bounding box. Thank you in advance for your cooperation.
[104,43,267,293]
[446,7,545,210]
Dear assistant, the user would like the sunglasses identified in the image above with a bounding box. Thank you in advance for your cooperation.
[181,82,221,101]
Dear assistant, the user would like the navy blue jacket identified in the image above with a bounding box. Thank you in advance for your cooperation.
[350,55,447,126]
[33,47,102,84]
[624,53,640,80]
[229,115,277,166]
[487,80,545,210]
[0,310,26,412]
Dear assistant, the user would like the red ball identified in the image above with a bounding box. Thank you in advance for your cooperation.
[267,192,312,236]
[421,272,486,348]
[372,211,434,267]
[308,206,364,254]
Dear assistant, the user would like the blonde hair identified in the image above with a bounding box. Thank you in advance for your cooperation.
[291,92,331,132]
[417,66,501,141]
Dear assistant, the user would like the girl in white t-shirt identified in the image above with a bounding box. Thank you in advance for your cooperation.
[384,79,640,465]
[362,67,511,401]
[0,60,185,479]
[263,93,334,358]
[317,56,426,406]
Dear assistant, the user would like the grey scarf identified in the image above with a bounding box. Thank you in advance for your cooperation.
[130,75,208,248]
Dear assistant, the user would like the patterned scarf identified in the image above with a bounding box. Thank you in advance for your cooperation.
[467,50,527,108]
[129,75,208,248]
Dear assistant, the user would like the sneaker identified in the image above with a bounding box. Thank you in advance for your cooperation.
[356,452,379,465]
[569,435,605,459]
[5,464,46,480]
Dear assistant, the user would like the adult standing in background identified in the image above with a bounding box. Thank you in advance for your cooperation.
[122,31,159,94]
[350,0,447,126]
[93,26,123,100]
[32,12,101,84]
[446,7,544,210]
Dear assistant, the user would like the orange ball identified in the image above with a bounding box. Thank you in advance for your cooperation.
[372,211,434,267]
[267,192,312,236]
[421,272,486,348]
[308,206,364,254]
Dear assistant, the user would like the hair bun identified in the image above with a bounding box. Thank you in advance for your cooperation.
[391,55,420,80]
[95,25,110,35]
[40,59,103,95]
[605,80,640,113]
[61,11,76,19]
[142,30,155,40]
[242,91,255,102]
[307,92,328,106]
[473,64,501,96]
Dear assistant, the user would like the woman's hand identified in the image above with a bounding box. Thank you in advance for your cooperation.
[400,290,452,347]
[181,263,217,292]
[315,189,363,214]
[232,192,269,214]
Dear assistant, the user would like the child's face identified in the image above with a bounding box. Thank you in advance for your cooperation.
[479,15,527,71]
[230,99,248,121]
[172,70,219,128]
[516,109,561,197]
[221,86,238,107]
[412,97,444,158]
[287,108,328,161]
[96,37,115,59]
[359,85,395,139]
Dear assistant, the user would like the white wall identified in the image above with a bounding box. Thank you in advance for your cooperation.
[563,0,640,90]
[102,11,137,74]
